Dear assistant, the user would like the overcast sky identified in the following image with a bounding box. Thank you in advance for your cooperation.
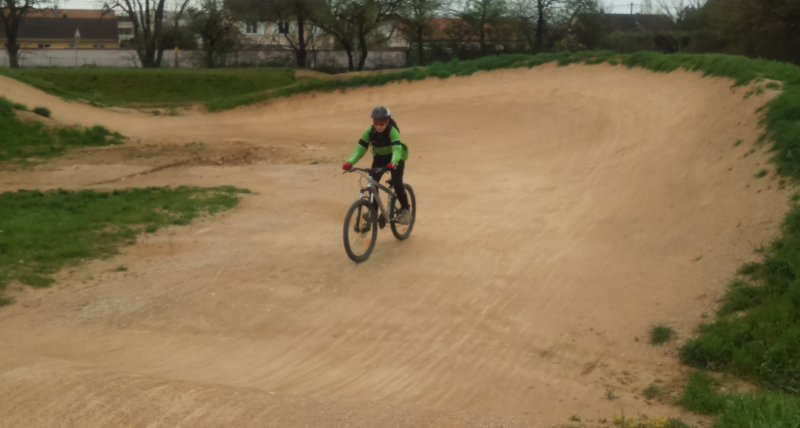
[53,0,676,15]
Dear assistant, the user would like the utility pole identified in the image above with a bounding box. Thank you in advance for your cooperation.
[630,2,633,14]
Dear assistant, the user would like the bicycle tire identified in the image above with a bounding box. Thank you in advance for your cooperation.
[343,199,378,262]
[389,184,416,241]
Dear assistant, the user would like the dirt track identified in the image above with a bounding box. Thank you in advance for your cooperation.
[0,64,791,427]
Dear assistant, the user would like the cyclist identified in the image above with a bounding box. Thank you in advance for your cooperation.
[342,106,411,225]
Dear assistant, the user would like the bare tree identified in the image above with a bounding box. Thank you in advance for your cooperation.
[313,0,400,70]
[354,0,401,69]
[509,0,556,51]
[277,0,319,67]
[511,0,597,51]
[1,0,51,68]
[189,0,242,67]
[459,0,507,53]
[312,0,358,69]
[228,0,323,68]
[107,0,191,67]
[657,0,706,25]
[396,0,443,65]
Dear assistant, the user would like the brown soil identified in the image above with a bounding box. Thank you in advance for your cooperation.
[0,64,791,427]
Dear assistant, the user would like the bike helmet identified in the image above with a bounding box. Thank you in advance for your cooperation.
[371,106,391,120]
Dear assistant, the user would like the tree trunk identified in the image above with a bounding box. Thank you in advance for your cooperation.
[2,12,22,68]
[134,26,159,67]
[5,39,20,68]
[522,19,535,51]
[295,15,307,68]
[206,40,216,68]
[416,26,424,65]
[479,16,486,53]
[535,0,545,52]
[141,40,158,67]
[357,32,368,70]
[155,44,165,66]
[345,46,354,71]
[152,1,165,67]
[357,36,367,71]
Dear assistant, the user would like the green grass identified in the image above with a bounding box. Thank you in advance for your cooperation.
[643,384,662,400]
[0,97,123,162]
[679,187,800,393]
[0,186,246,304]
[650,325,675,345]
[713,392,800,428]
[679,371,728,415]
[32,107,50,118]
[678,371,800,427]
[611,416,690,428]
[0,67,297,106]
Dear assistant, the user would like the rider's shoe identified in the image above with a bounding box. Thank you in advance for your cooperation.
[378,213,387,229]
[396,209,411,225]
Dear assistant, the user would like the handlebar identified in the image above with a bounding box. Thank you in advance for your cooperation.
[342,167,387,175]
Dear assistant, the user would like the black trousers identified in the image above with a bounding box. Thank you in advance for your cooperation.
[370,155,409,210]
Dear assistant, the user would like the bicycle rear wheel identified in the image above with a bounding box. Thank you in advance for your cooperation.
[389,184,416,240]
[343,199,378,262]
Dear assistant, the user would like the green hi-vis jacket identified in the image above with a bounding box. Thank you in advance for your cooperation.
[347,125,409,165]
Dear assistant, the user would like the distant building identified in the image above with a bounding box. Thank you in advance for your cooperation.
[0,9,119,49]
[117,17,134,47]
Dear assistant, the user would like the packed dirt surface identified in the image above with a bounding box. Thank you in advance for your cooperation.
[0,64,791,427]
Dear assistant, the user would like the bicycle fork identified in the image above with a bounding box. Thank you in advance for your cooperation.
[361,186,387,229]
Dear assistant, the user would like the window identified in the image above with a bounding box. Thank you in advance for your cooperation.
[277,21,289,34]
[245,22,258,34]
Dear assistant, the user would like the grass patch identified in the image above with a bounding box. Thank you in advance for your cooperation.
[0,67,297,107]
[0,97,123,162]
[680,195,800,393]
[713,392,800,428]
[0,186,246,303]
[649,325,675,345]
[679,371,728,415]
[643,384,662,400]
[755,169,769,178]
[612,416,690,428]
[678,371,800,427]
[32,107,50,118]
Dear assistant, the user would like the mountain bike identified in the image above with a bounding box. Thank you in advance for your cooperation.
[342,167,416,262]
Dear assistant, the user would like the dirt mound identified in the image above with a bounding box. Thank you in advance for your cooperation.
[0,64,790,427]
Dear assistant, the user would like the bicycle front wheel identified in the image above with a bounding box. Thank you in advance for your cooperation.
[343,199,378,262]
[389,184,416,240]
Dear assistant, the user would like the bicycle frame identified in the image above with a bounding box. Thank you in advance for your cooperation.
[345,167,397,221]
